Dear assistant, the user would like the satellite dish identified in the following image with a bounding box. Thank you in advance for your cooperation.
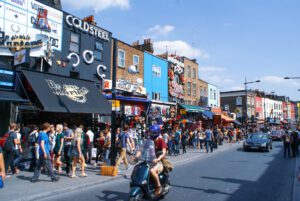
[128,65,138,74]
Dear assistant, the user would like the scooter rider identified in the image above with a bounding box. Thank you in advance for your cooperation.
[135,124,167,196]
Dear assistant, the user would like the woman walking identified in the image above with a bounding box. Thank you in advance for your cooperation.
[71,128,87,178]
[53,124,64,173]
[181,130,188,154]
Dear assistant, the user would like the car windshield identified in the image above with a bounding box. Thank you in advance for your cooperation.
[249,134,268,140]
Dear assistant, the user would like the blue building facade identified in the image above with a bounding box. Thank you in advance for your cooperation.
[144,52,168,102]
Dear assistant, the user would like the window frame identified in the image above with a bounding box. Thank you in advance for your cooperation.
[192,83,196,96]
[118,49,126,68]
[94,40,104,61]
[192,68,196,79]
[187,66,191,78]
[187,82,191,96]
[152,64,161,77]
[69,32,80,53]
[133,55,139,66]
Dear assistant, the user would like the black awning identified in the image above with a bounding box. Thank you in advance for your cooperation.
[0,90,28,102]
[22,70,111,114]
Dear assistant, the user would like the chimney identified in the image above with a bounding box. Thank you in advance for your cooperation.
[133,38,154,54]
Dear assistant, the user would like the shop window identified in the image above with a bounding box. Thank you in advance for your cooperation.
[152,65,161,77]
[118,49,125,68]
[187,82,191,96]
[94,41,104,61]
[192,83,196,96]
[152,92,160,101]
[192,68,196,79]
[69,32,80,53]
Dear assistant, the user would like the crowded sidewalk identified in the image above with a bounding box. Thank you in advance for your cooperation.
[0,142,240,201]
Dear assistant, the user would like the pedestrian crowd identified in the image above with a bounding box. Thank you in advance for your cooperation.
[0,121,245,185]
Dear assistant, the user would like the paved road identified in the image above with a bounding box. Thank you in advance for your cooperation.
[43,142,295,201]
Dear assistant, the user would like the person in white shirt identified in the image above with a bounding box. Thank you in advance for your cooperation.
[86,127,94,164]
[13,127,22,174]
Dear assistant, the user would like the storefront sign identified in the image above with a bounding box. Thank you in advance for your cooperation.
[66,15,109,41]
[0,0,63,51]
[111,100,120,112]
[45,79,89,103]
[0,68,15,89]
[14,48,29,66]
[124,105,142,116]
[102,79,146,95]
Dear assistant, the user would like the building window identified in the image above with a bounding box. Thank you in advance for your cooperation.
[133,55,139,66]
[94,41,104,61]
[187,66,191,78]
[152,92,160,101]
[214,90,216,100]
[192,83,196,96]
[152,65,161,77]
[192,68,196,79]
[118,49,125,68]
[69,32,80,53]
[210,89,213,99]
[187,82,191,95]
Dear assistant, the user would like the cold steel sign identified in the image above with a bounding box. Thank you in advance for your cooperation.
[66,15,109,41]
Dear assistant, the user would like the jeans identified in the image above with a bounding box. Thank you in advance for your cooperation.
[199,139,205,149]
[86,144,92,164]
[29,147,37,171]
[206,140,213,153]
[193,139,197,149]
[182,142,187,154]
[64,145,71,174]
[284,143,291,158]
[103,149,110,165]
[95,147,103,163]
[32,155,56,180]
[168,141,173,155]
[13,149,22,169]
[4,149,16,173]
[174,142,180,155]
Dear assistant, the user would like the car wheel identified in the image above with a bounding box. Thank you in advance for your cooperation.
[243,147,248,152]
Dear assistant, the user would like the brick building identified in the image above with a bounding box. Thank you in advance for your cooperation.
[182,57,199,106]
[198,79,208,107]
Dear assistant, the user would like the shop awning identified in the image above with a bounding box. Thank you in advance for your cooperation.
[0,90,28,102]
[22,70,111,114]
[220,114,234,122]
[179,104,204,113]
[202,110,215,119]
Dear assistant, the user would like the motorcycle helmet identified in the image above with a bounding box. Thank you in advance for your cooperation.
[149,124,161,140]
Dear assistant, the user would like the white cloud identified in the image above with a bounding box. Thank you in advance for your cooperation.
[231,86,244,91]
[62,0,130,12]
[147,25,175,36]
[153,40,209,59]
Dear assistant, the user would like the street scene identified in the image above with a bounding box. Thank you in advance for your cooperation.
[0,0,300,201]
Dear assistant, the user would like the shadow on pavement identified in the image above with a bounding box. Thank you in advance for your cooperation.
[95,190,128,201]
[201,145,295,201]
[171,184,231,195]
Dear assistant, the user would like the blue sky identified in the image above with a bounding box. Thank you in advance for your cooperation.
[62,0,300,100]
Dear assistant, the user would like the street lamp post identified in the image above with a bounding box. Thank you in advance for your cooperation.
[284,77,300,80]
[244,77,261,135]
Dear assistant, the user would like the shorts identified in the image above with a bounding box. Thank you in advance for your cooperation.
[150,161,164,174]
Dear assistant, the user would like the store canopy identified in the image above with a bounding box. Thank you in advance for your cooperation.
[105,94,149,102]
[22,70,111,114]
[202,110,215,119]
[220,114,234,122]
[179,104,204,113]
[0,90,28,102]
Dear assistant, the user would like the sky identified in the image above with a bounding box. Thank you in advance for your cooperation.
[62,0,300,100]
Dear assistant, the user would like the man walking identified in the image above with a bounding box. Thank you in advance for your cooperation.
[205,127,214,153]
[116,125,133,170]
[4,123,18,175]
[31,122,59,182]
[86,127,94,164]
[63,123,73,175]
[283,131,291,158]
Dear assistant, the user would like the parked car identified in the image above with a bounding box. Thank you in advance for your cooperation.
[243,133,272,152]
[270,130,283,141]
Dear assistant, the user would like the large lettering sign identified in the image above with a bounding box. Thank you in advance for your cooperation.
[0,0,63,52]
[0,68,15,89]
[66,15,109,41]
[102,79,147,95]
[168,55,184,99]
[46,79,89,103]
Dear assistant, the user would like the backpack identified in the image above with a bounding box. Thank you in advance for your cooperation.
[4,131,15,151]
[116,132,124,150]
[174,132,180,143]
[28,132,38,146]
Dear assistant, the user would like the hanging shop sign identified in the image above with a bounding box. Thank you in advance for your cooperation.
[0,0,63,51]
[0,68,15,90]
[45,79,89,103]
[102,79,147,95]
[111,100,120,112]
[14,48,30,66]
[66,15,109,41]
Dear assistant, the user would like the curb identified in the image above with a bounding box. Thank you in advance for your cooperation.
[13,142,240,201]
[292,156,300,201]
